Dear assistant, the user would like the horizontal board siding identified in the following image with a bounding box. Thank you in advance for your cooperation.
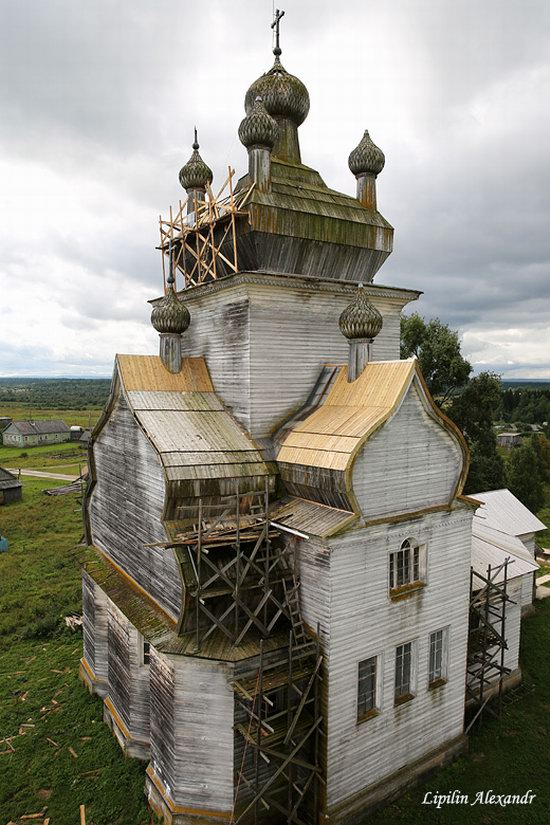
[107,601,132,731]
[82,572,109,682]
[150,647,176,793]
[89,390,181,617]
[316,509,472,808]
[503,579,522,673]
[128,625,150,743]
[248,285,401,438]
[169,656,235,811]
[353,382,463,520]
[180,289,251,429]
[82,572,96,671]
[179,281,406,439]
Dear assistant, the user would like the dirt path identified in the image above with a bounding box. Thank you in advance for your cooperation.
[6,468,79,482]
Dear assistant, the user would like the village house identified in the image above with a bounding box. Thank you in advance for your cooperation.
[80,16,539,825]
[2,419,71,448]
[0,467,22,505]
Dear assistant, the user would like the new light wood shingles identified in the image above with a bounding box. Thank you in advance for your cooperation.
[117,355,214,393]
[116,354,269,481]
[278,360,415,471]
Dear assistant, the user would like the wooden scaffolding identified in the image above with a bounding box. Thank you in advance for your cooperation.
[165,480,324,824]
[466,560,513,729]
[158,169,255,291]
[232,605,323,825]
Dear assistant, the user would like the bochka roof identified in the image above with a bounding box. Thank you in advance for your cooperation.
[116,355,271,485]
[9,420,70,436]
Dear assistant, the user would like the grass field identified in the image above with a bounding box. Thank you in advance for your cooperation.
[1,482,550,823]
[0,442,87,474]
[0,479,152,825]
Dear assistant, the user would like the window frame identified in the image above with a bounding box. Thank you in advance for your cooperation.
[428,626,449,689]
[357,654,382,723]
[394,640,416,705]
[388,538,427,598]
[137,633,151,667]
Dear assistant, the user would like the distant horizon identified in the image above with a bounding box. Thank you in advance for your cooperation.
[1,375,550,384]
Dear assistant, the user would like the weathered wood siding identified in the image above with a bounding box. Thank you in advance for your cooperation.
[520,572,535,609]
[88,389,181,618]
[82,570,109,682]
[150,653,235,811]
[518,533,536,557]
[149,647,177,797]
[180,279,407,439]
[107,599,151,744]
[302,507,473,808]
[247,284,401,438]
[180,286,251,428]
[503,578,522,674]
[107,600,132,732]
[352,382,463,520]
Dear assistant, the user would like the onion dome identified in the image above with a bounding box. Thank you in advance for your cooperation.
[348,130,385,177]
[178,130,213,191]
[151,263,190,335]
[239,96,278,149]
[244,58,310,126]
[339,284,383,340]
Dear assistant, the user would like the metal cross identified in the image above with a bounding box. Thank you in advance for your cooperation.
[271,8,285,57]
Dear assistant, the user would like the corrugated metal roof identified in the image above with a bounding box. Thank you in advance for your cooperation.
[270,496,357,538]
[472,488,547,536]
[471,533,538,584]
[277,360,416,471]
[8,419,70,435]
[117,355,270,484]
[472,521,535,563]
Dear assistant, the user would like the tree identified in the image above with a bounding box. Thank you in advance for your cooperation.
[531,434,550,483]
[449,372,507,494]
[400,313,471,404]
[508,441,545,513]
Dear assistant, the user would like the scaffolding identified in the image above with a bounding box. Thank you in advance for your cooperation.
[163,479,324,824]
[465,560,513,730]
[158,168,255,291]
[232,599,323,825]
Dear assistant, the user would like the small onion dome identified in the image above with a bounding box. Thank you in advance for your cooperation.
[244,58,310,126]
[178,134,213,191]
[238,96,278,149]
[348,130,385,177]
[151,287,190,335]
[339,284,383,340]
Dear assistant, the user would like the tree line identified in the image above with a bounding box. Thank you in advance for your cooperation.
[0,379,111,410]
[401,314,549,513]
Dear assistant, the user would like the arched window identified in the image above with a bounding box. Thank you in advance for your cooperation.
[389,538,426,592]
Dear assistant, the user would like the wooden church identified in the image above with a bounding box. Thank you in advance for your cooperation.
[80,13,492,825]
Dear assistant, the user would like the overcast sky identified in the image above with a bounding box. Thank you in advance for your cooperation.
[1,0,549,378]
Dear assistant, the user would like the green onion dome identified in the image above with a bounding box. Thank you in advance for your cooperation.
[245,57,310,127]
[348,130,385,177]
[151,284,190,335]
[178,133,213,191]
[238,96,278,149]
[339,284,383,340]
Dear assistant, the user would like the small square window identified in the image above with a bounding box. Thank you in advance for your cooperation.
[357,656,378,720]
[143,641,150,666]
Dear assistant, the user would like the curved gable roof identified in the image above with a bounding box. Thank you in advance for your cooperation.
[277,359,469,512]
